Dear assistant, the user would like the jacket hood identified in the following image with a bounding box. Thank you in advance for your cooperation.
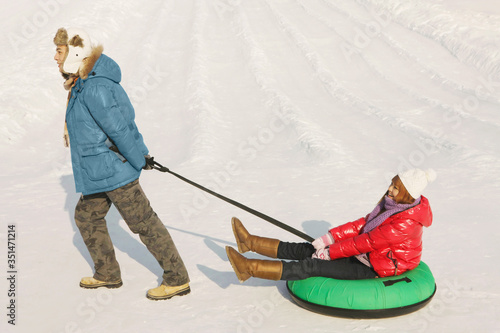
[78,45,121,84]
[402,195,433,227]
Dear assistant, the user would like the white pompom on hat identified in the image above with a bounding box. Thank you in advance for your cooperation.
[53,27,93,74]
[398,168,437,199]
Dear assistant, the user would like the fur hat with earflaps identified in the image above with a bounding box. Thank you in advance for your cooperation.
[53,27,93,75]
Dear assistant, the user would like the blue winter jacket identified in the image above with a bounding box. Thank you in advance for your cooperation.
[66,52,148,195]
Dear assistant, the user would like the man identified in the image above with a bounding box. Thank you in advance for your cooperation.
[53,27,190,300]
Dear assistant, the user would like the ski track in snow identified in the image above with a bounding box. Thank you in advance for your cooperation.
[267,0,500,174]
[184,0,231,164]
[364,0,500,80]
[264,0,457,151]
[233,3,350,163]
[312,0,500,125]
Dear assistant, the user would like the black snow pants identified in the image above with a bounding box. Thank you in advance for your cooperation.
[277,242,377,281]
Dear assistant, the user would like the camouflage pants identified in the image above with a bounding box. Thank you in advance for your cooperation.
[74,179,190,286]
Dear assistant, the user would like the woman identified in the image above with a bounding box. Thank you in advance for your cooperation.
[226,168,436,282]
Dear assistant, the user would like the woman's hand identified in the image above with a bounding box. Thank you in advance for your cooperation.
[312,233,334,250]
[312,247,330,260]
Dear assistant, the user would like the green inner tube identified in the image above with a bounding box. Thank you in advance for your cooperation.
[287,261,436,318]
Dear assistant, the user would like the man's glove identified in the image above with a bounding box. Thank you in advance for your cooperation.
[143,155,155,170]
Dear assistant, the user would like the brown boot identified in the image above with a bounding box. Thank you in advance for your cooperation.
[226,246,283,283]
[231,217,280,258]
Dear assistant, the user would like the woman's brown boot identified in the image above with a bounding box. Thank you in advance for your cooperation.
[231,217,280,258]
[226,246,283,282]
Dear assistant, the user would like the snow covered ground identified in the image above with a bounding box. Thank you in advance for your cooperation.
[1,0,499,332]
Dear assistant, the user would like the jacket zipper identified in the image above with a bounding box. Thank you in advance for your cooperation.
[386,250,398,276]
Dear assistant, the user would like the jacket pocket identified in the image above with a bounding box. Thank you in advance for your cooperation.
[80,145,115,181]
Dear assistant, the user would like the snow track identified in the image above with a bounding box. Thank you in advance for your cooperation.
[364,0,500,79]
[265,0,500,168]
[184,0,230,164]
[264,0,458,153]
[232,3,349,162]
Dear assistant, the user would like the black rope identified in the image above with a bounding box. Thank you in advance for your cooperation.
[149,158,314,242]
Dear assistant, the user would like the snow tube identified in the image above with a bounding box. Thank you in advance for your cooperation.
[286,262,436,318]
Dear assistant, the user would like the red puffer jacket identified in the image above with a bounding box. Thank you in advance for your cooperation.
[327,196,432,277]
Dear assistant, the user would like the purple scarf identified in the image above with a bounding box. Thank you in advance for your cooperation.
[362,196,421,234]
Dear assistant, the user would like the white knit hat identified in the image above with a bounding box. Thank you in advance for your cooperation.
[53,27,93,74]
[398,168,437,199]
